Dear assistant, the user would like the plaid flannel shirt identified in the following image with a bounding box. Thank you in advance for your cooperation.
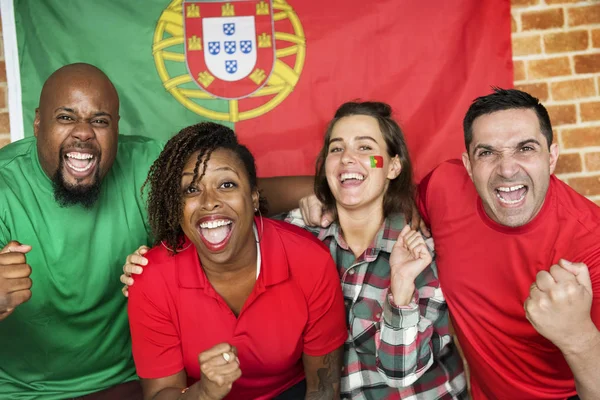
[286,210,467,399]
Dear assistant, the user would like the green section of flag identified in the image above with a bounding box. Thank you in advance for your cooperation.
[15,0,231,141]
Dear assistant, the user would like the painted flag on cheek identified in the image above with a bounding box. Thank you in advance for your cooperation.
[370,155,383,169]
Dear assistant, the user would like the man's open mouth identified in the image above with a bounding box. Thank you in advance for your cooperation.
[495,184,527,205]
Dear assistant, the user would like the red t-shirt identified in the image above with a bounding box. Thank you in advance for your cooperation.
[128,217,347,400]
[418,160,600,400]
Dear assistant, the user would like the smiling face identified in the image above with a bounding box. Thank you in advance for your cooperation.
[462,108,559,227]
[180,148,259,266]
[325,115,401,213]
[34,65,119,207]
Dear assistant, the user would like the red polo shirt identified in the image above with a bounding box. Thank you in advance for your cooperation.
[128,218,347,400]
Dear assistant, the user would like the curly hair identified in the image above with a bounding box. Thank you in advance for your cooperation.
[142,122,267,253]
[314,101,415,220]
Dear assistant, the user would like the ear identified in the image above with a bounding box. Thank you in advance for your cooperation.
[33,109,40,138]
[462,152,474,181]
[548,143,559,175]
[387,155,402,180]
[251,190,260,213]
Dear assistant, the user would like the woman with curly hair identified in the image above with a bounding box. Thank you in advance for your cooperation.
[126,122,347,400]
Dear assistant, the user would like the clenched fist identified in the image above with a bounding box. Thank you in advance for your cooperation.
[525,259,595,353]
[0,241,33,321]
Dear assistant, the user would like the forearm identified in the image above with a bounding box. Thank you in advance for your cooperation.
[258,176,314,216]
[562,327,600,400]
[304,347,343,400]
[153,383,211,400]
[377,293,435,387]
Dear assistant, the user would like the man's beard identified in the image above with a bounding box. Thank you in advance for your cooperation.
[51,156,102,209]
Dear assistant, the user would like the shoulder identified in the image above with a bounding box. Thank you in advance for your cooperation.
[551,176,600,238]
[420,159,470,190]
[116,135,163,162]
[265,218,330,259]
[0,137,35,172]
[130,244,178,294]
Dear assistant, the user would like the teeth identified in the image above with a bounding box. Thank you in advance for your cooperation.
[199,220,232,229]
[66,160,94,172]
[340,173,364,182]
[495,191,526,204]
[497,185,524,192]
[67,152,94,160]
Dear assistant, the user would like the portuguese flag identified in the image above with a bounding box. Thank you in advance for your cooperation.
[370,156,383,169]
[1,0,512,180]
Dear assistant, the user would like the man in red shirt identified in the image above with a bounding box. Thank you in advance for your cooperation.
[416,88,600,399]
[299,88,599,399]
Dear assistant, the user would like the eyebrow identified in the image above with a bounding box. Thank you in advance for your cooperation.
[472,138,542,154]
[54,107,112,118]
[181,166,240,177]
[329,135,379,144]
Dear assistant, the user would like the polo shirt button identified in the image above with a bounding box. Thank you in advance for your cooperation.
[348,269,355,275]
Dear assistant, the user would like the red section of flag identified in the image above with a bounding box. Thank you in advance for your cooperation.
[370,155,384,169]
[235,0,513,181]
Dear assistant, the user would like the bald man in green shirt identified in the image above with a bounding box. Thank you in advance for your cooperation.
[0,63,163,399]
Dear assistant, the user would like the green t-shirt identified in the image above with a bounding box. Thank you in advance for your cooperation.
[0,135,163,399]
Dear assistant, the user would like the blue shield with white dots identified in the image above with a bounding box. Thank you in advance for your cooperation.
[240,40,252,54]
[224,41,236,55]
[208,42,220,55]
[225,60,238,74]
[223,23,235,36]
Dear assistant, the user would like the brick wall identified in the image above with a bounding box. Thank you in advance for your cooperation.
[0,3,598,203]
[512,0,600,205]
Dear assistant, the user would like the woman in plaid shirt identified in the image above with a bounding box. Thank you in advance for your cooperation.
[286,101,467,399]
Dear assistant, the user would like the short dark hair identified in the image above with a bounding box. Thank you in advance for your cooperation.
[314,101,415,220]
[463,87,553,151]
[143,122,266,253]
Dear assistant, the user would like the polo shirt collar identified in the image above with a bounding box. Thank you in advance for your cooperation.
[177,216,289,289]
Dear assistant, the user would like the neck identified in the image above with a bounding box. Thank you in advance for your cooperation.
[199,237,257,283]
[336,204,384,258]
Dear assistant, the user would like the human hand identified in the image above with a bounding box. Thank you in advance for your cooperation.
[0,241,33,320]
[406,203,430,238]
[197,343,242,400]
[120,245,149,297]
[525,259,596,354]
[389,226,432,306]
[299,194,334,228]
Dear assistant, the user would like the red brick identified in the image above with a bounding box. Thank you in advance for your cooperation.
[0,62,5,82]
[514,60,526,82]
[593,29,600,48]
[546,104,577,126]
[0,138,9,150]
[554,153,582,174]
[528,57,571,79]
[0,86,5,109]
[512,15,518,33]
[568,4,600,26]
[581,102,600,122]
[585,152,600,171]
[544,30,588,53]
[596,199,600,207]
[515,82,549,101]
[574,53,600,74]
[562,126,600,148]
[522,9,564,31]
[550,78,595,101]
[512,34,542,56]
[511,0,539,6]
[567,175,600,196]
[0,113,8,134]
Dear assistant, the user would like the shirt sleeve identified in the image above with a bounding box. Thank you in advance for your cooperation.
[285,209,321,238]
[127,264,184,379]
[376,253,452,387]
[302,255,348,356]
[0,216,9,247]
[416,170,434,228]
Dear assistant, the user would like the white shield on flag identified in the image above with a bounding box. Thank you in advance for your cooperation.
[203,16,257,82]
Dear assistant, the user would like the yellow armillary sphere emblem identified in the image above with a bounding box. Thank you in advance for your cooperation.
[153,0,306,122]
